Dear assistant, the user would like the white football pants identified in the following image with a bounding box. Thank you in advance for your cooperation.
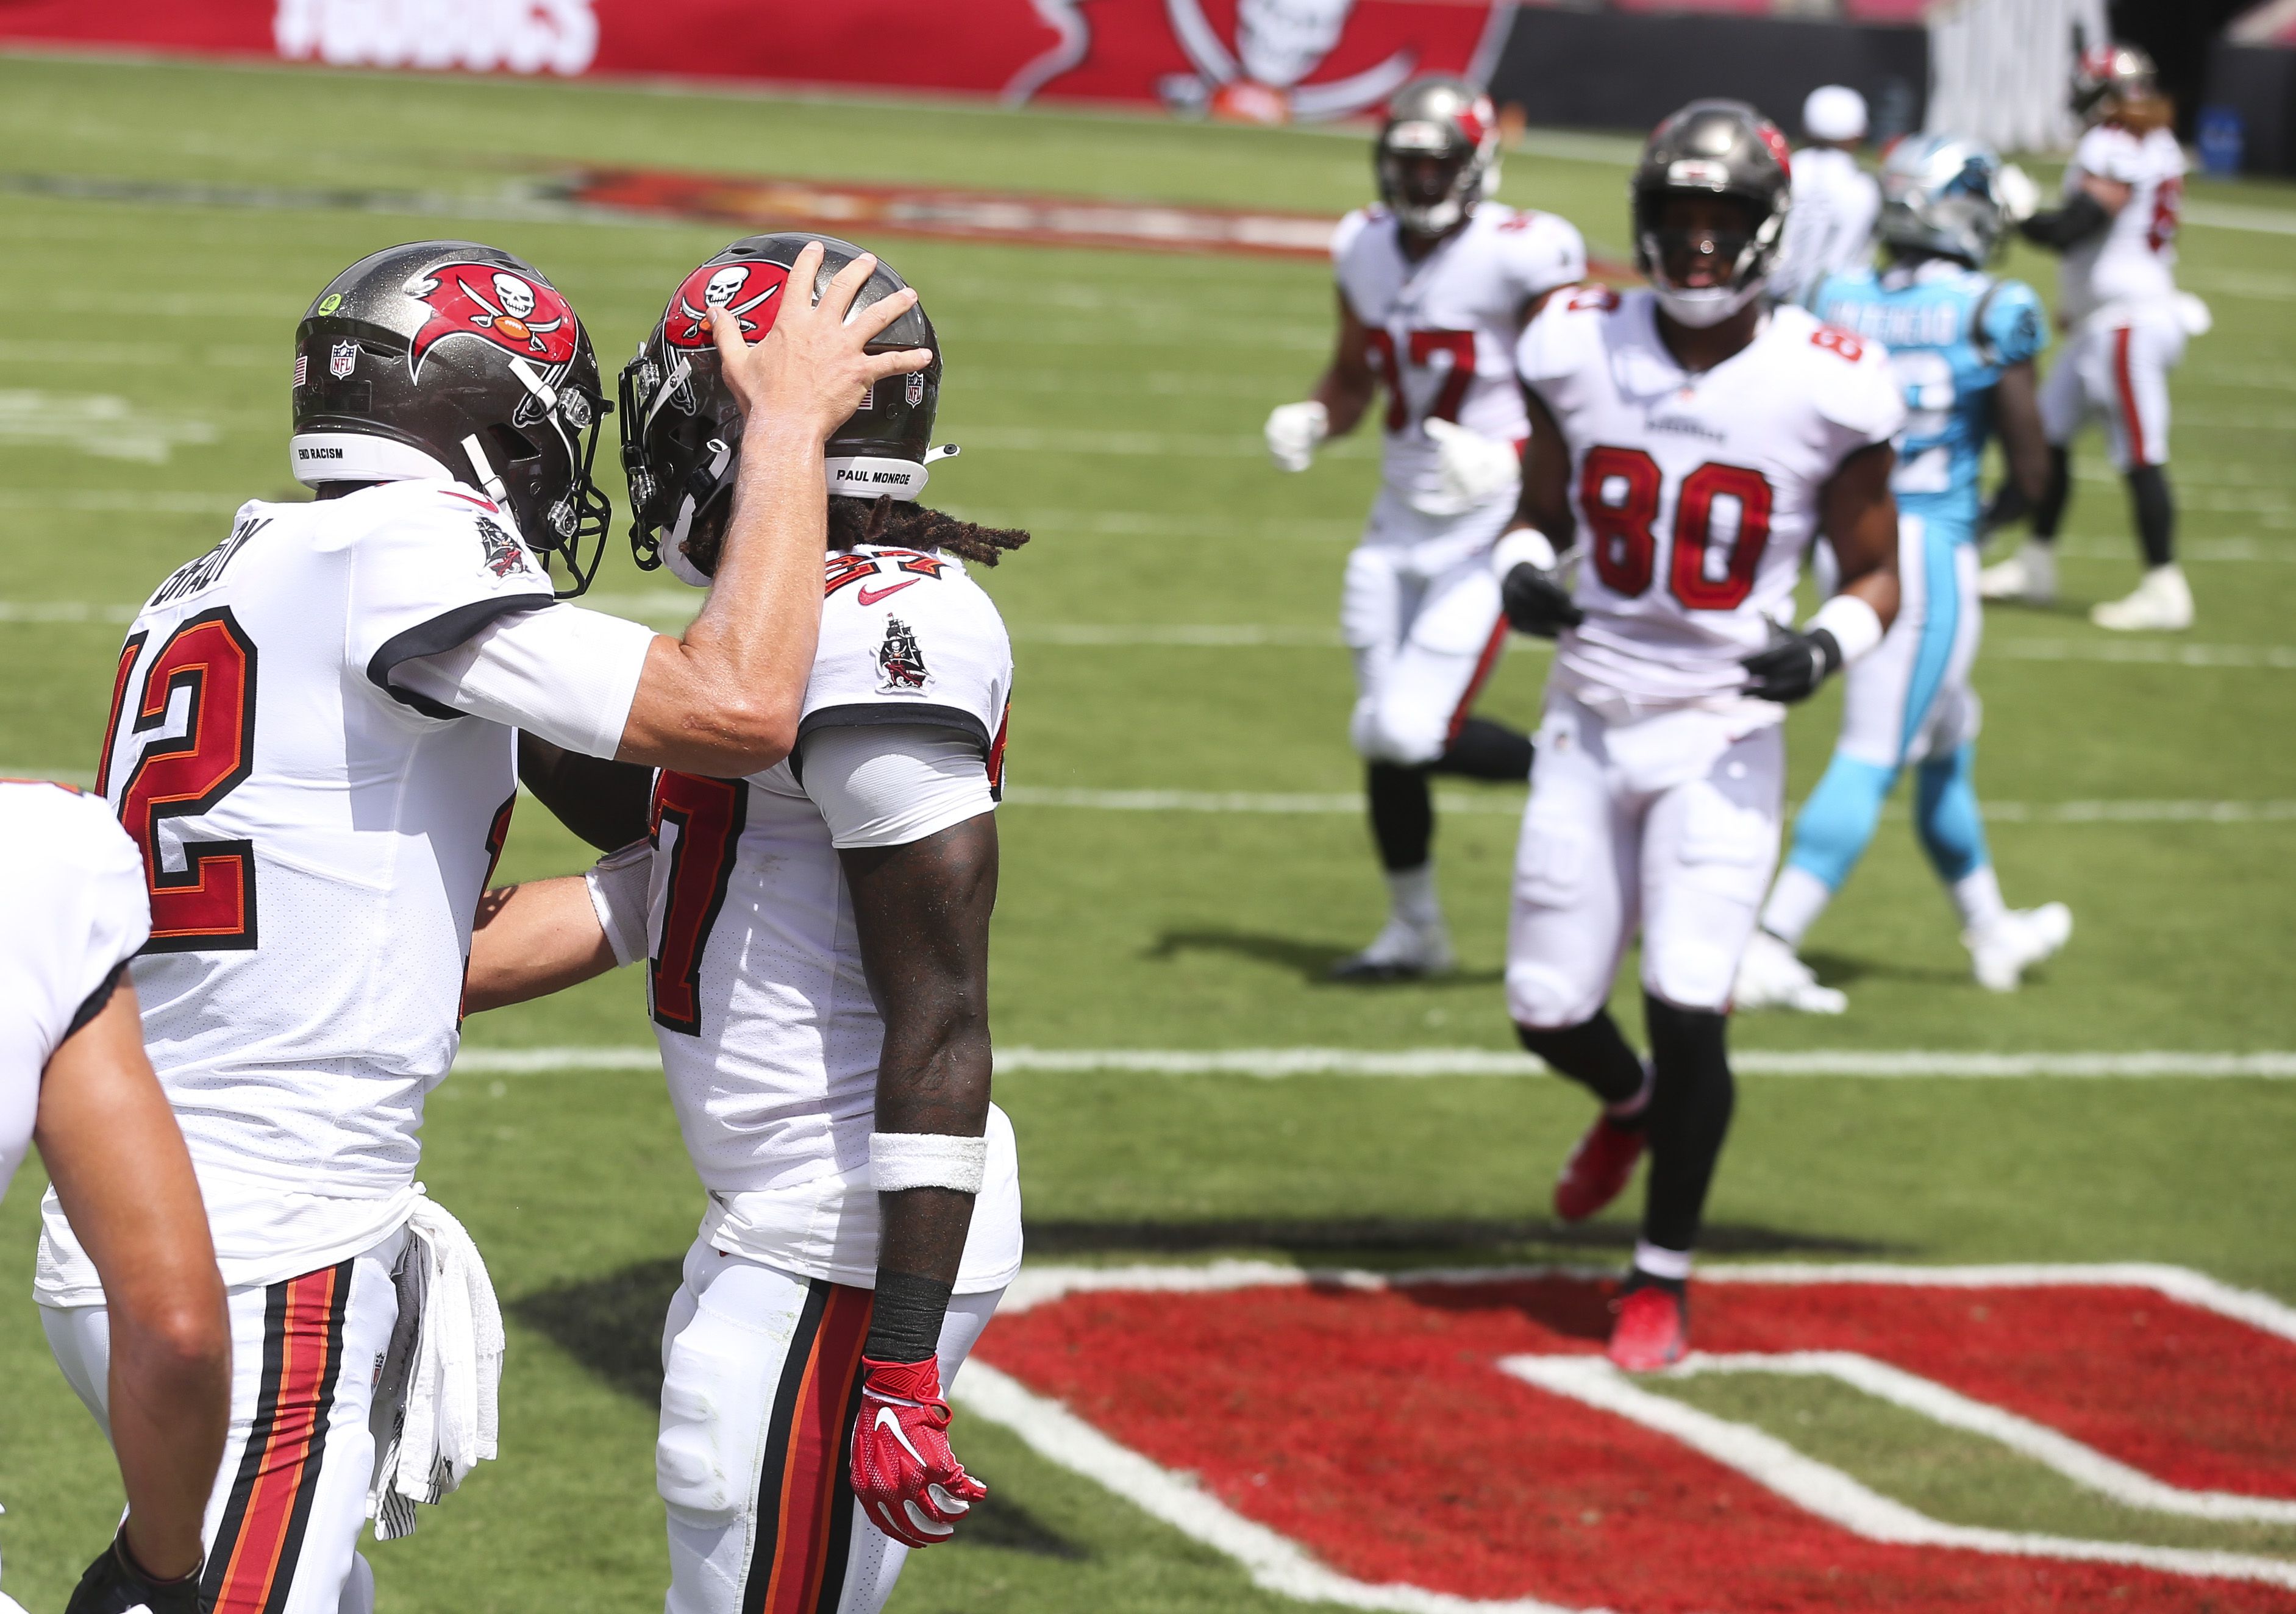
[1835,519,1983,770]
[42,1231,406,1614]
[2039,305,2186,470]
[1341,489,1514,767]
[656,1239,1002,1614]
[1506,692,1786,1028]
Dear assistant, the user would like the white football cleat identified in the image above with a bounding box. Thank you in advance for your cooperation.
[1966,903,2072,992]
[1732,929,1848,1014]
[1979,542,2056,605]
[1329,915,1455,983]
[2089,565,2192,632]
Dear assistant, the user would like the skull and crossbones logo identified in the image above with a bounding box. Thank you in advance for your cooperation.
[671,265,780,345]
[459,271,565,352]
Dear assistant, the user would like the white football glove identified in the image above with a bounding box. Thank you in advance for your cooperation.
[1264,400,1328,473]
[1995,163,2039,226]
[1413,418,1521,517]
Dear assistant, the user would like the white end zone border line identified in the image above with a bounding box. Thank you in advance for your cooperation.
[952,1260,2296,1611]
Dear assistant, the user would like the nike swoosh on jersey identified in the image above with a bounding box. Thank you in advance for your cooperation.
[857,578,921,606]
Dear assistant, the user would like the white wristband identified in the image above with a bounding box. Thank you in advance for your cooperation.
[584,840,652,969]
[1489,525,1560,579]
[871,1131,988,1194]
[1808,592,1885,667]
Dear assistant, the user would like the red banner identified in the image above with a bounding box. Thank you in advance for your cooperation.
[0,0,1513,123]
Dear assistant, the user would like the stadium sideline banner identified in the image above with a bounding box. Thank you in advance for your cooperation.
[0,0,1514,123]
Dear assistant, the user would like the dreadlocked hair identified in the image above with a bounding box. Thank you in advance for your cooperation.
[827,495,1031,567]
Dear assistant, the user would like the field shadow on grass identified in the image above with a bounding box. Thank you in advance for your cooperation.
[1800,949,1969,989]
[1147,927,1505,987]
[1024,1215,1897,1262]
[512,1262,1088,1562]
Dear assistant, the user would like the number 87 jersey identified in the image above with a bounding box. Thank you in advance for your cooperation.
[1517,286,1906,708]
[1334,200,1586,511]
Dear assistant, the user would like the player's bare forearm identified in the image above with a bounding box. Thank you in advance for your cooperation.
[519,733,652,853]
[37,982,228,1582]
[843,814,997,1287]
[1819,442,1902,628]
[465,875,617,1012]
[1312,291,1378,438]
[615,245,933,777]
[1511,386,1577,542]
[1994,361,2052,505]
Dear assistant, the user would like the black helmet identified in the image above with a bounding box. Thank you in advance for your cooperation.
[2070,41,2157,123]
[1630,100,1794,329]
[619,233,944,586]
[291,241,612,596]
[1375,76,1502,238]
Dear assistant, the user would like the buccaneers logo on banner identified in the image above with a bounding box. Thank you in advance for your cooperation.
[404,263,581,375]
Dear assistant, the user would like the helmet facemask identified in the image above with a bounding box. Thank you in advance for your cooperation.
[1638,192,1780,328]
[488,355,612,597]
[1878,138,2008,269]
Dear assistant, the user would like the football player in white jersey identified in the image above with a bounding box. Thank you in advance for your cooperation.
[1,781,228,1614]
[38,238,922,1614]
[1984,44,2201,631]
[1265,76,1587,979]
[463,235,1024,1614]
[1496,102,1905,1369]
[1772,85,1881,307]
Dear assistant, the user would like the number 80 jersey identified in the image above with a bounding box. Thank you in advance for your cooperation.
[1333,202,1587,511]
[1517,288,1906,710]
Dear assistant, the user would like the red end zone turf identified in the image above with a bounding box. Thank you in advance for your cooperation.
[976,1272,2296,1612]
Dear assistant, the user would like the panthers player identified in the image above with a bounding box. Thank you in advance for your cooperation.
[1,782,227,1614]
[1266,75,1586,979]
[1985,43,2199,631]
[39,238,917,1614]
[1738,135,2070,1014]
[465,235,1023,1614]
[1498,102,1905,1368]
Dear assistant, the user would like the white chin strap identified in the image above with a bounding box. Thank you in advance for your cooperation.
[1653,278,1766,329]
[288,433,457,488]
[663,436,735,589]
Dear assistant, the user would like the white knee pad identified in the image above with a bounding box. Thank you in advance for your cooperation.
[1644,778,1778,1012]
[656,1278,794,1524]
[1505,959,1609,1031]
[1350,695,1449,766]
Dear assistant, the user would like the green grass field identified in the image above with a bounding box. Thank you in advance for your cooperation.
[1,51,2293,1613]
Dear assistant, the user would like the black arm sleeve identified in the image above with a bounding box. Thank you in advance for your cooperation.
[517,733,655,853]
[2017,192,2110,254]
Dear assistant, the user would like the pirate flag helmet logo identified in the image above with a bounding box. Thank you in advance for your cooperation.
[288,240,612,597]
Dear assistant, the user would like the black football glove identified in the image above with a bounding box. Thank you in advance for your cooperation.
[1500,561,1584,639]
[65,1532,202,1614]
[1740,625,1843,704]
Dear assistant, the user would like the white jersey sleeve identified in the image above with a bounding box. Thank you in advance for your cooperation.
[343,482,557,715]
[799,726,995,851]
[1497,210,1588,307]
[0,783,151,1204]
[390,603,653,758]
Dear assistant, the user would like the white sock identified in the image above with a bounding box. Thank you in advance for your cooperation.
[1606,1061,1654,1120]
[1632,1240,1694,1282]
[1951,865,2007,933]
[1386,864,1441,930]
[1759,866,1833,949]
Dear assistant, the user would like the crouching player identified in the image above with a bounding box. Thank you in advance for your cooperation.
[1738,135,2071,1012]
[468,235,1024,1613]
[1497,102,1903,1368]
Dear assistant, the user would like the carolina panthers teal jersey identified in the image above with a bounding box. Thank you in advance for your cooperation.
[1809,260,2047,540]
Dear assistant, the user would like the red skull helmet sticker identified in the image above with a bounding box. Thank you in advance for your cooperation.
[404,262,581,376]
[663,260,789,350]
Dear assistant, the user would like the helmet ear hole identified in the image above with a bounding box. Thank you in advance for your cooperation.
[487,422,541,463]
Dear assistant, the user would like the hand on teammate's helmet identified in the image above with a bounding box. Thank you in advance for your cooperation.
[1264,400,1328,473]
[1740,625,1844,703]
[1501,560,1584,638]
[710,241,931,443]
[850,1354,987,1549]
[65,1533,201,1614]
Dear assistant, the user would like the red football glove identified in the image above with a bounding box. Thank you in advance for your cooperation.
[849,1354,987,1548]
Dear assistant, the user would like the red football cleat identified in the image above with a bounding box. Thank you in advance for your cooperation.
[1606,1285,1689,1371]
[1552,1114,1647,1223]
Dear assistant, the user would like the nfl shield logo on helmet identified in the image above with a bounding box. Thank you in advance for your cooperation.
[329,340,358,380]
[905,372,925,407]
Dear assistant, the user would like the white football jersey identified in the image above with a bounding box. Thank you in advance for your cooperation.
[1775,146,1881,304]
[1517,287,1906,711]
[0,782,150,1205]
[2061,124,2184,323]
[1334,201,1588,514]
[644,543,1018,1293]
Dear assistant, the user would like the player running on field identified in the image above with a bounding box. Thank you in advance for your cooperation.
[1265,76,1586,979]
[1496,101,1905,1369]
[468,235,1024,1614]
[2,781,228,1614]
[1984,43,2206,631]
[1737,135,2072,1014]
[40,237,914,1614]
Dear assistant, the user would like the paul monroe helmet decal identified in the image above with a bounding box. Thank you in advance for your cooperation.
[402,263,581,377]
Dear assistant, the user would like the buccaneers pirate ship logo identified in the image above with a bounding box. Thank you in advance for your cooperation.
[875,616,932,694]
[404,263,581,377]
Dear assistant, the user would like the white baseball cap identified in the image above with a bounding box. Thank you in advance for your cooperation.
[1803,85,1869,143]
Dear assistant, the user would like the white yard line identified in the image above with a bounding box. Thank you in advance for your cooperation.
[2183,202,2296,237]
[1502,1356,2296,1591]
[998,786,2296,823]
[447,1045,2296,1081]
[1659,1350,2296,1524]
